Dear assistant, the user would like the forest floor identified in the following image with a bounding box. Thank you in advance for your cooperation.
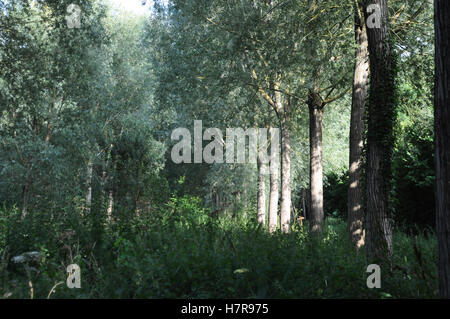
[0,197,439,299]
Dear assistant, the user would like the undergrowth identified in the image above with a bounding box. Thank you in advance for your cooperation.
[0,197,438,299]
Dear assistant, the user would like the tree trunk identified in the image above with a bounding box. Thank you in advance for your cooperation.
[364,0,394,262]
[301,188,307,220]
[434,0,450,298]
[45,120,52,146]
[100,168,106,209]
[280,118,292,233]
[21,181,31,219]
[134,165,141,217]
[107,190,114,222]
[257,157,267,225]
[107,158,117,222]
[308,92,324,233]
[274,88,291,233]
[348,2,369,249]
[85,158,93,215]
[268,128,280,233]
[215,192,220,211]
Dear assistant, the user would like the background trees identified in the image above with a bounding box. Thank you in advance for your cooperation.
[0,0,165,220]
[0,0,107,216]
[153,0,355,233]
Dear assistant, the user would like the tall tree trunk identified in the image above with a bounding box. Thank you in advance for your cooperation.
[308,92,324,233]
[100,167,106,211]
[107,158,117,222]
[434,0,450,299]
[257,157,267,225]
[364,0,394,262]
[45,120,52,146]
[85,158,93,215]
[274,88,291,233]
[280,118,291,233]
[348,1,369,249]
[134,165,141,217]
[107,190,114,222]
[268,128,280,233]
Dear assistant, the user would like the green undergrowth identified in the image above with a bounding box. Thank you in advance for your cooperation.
[0,197,438,299]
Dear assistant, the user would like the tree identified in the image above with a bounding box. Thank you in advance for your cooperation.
[257,157,267,225]
[303,1,353,234]
[0,0,164,222]
[97,9,165,219]
[434,0,450,299]
[363,0,395,262]
[164,0,353,233]
[268,126,280,232]
[0,0,107,217]
[348,0,369,248]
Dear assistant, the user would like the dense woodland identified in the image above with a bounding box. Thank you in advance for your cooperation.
[0,0,449,299]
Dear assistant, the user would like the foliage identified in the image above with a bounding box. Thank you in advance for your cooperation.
[0,201,438,299]
[0,0,438,300]
[324,171,349,220]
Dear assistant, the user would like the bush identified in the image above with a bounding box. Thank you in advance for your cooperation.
[323,171,349,220]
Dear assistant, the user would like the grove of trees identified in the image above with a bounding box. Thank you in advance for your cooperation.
[0,0,448,299]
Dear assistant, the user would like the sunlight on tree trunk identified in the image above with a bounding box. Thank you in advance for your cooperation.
[275,88,292,233]
[269,127,280,233]
[280,122,292,233]
[308,92,324,234]
[107,190,114,222]
[257,158,267,225]
[348,1,369,249]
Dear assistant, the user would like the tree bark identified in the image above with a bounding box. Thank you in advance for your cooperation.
[280,118,292,233]
[21,181,31,219]
[107,190,114,222]
[364,0,394,262]
[100,152,108,212]
[257,157,267,225]
[308,92,324,233]
[85,158,93,215]
[434,0,450,299]
[45,120,52,146]
[107,158,117,222]
[268,128,280,233]
[274,88,292,233]
[348,1,369,249]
